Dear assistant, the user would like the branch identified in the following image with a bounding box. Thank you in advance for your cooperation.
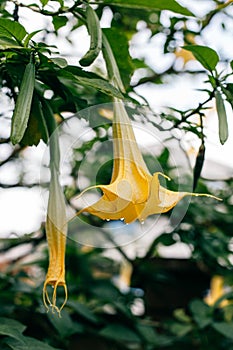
[0,182,46,189]
[13,2,19,21]
[131,67,206,88]
[0,230,44,253]
[201,0,233,29]
[9,0,83,17]
[171,90,215,130]
[99,229,133,264]
[0,138,10,144]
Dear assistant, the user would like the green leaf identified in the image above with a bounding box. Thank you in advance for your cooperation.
[40,0,50,6]
[136,324,158,345]
[174,308,192,323]
[215,90,229,145]
[152,233,176,247]
[103,28,133,89]
[222,84,233,109]
[59,69,123,99]
[169,323,192,337]
[158,147,170,165]
[52,15,68,31]
[182,45,219,71]
[68,301,99,324]
[37,68,69,102]
[47,309,83,337]
[5,336,61,350]
[189,299,212,329]
[50,57,68,68]
[76,76,123,98]
[0,317,26,340]
[0,18,27,43]
[212,322,233,340]
[102,0,193,16]
[20,94,49,146]
[79,5,102,67]
[10,61,35,145]
[0,36,22,49]
[193,143,205,190]
[100,324,141,342]
[23,30,42,47]
[92,280,120,301]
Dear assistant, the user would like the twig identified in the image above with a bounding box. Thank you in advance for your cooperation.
[9,0,83,17]
[0,182,46,189]
[13,2,19,21]
[170,91,215,130]
[0,138,10,144]
[99,228,133,264]
[201,0,233,29]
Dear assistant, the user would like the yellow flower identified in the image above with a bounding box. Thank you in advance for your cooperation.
[205,275,229,307]
[118,260,133,291]
[175,48,195,66]
[76,100,220,224]
[43,165,67,314]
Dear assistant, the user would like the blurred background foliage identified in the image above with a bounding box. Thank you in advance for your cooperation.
[1,0,233,349]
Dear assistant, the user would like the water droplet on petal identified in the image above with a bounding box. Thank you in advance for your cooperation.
[141,220,144,225]
[120,217,124,221]
[106,219,110,221]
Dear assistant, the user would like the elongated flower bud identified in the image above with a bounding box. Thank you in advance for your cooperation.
[43,165,67,315]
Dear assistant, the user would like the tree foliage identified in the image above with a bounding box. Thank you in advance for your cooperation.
[0,0,233,349]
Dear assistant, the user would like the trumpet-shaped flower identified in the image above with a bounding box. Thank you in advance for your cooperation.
[205,275,229,307]
[43,165,67,314]
[76,100,220,224]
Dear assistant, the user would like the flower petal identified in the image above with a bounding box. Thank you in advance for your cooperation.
[112,101,150,179]
[139,172,222,221]
[79,191,145,223]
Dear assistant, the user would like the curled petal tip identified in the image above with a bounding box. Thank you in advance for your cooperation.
[156,172,171,181]
[192,193,222,201]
